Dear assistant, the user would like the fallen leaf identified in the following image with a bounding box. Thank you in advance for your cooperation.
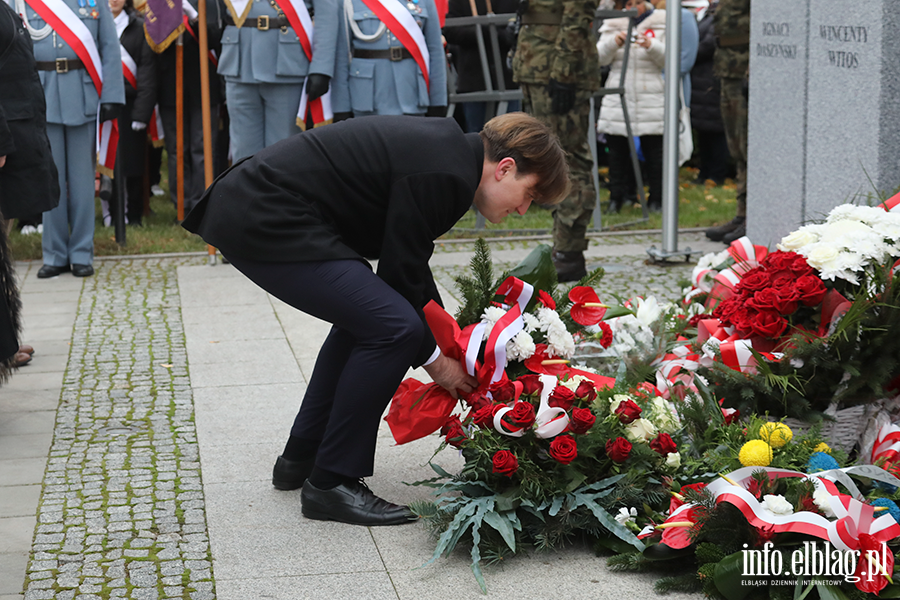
[160,363,172,368]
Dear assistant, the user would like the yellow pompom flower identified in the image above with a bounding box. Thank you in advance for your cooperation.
[813,442,831,454]
[739,440,773,467]
[759,422,793,449]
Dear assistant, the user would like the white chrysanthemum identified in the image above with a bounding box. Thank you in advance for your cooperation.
[812,487,836,518]
[547,327,575,358]
[825,203,867,223]
[615,507,638,526]
[871,220,900,245]
[625,418,657,443]
[762,494,794,515]
[522,312,540,334]
[649,397,682,434]
[506,330,536,362]
[481,306,506,325]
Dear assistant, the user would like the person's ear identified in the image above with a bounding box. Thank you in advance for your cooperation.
[495,157,517,181]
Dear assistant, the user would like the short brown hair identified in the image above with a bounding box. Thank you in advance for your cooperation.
[480,112,570,206]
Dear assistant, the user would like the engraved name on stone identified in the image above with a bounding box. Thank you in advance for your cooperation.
[757,20,798,59]
[819,24,868,69]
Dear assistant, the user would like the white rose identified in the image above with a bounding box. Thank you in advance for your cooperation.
[665,452,681,469]
[609,394,632,414]
[762,494,794,515]
[805,244,841,271]
[625,418,657,443]
[650,398,682,434]
[778,229,818,251]
[560,375,590,392]
[812,487,835,518]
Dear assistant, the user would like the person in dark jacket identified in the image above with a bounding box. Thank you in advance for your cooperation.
[102,0,157,226]
[182,112,569,526]
[0,0,58,378]
[155,0,223,214]
[689,0,730,185]
[442,0,519,132]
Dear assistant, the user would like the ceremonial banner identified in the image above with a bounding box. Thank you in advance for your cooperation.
[143,0,185,52]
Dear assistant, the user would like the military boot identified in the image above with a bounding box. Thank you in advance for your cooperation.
[552,250,587,282]
[705,216,745,242]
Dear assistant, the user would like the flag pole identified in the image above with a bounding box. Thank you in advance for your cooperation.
[176,32,185,222]
[196,0,217,265]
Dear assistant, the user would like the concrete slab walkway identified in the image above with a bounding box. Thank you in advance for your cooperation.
[1,232,722,600]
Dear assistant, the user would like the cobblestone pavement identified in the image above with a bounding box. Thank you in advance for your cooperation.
[10,232,720,600]
[22,257,212,600]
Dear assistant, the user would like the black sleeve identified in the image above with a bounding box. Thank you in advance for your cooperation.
[376,172,473,367]
[442,0,480,47]
[0,105,14,158]
[132,24,158,124]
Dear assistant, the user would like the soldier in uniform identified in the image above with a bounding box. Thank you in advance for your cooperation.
[703,0,748,244]
[511,0,600,281]
[218,0,339,161]
[331,0,447,117]
[12,0,125,278]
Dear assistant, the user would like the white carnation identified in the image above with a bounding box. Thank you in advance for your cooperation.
[546,327,575,358]
[506,330,536,362]
[481,306,506,325]
[615,507,638,526]
[762,494,794,515]
[522,312,540,333]
[812,487,836,518]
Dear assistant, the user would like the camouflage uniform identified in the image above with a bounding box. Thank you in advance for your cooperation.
[714,0,750,217]
[512,0,601,255]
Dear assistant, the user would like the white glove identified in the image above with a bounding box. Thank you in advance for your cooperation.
[132,121,147,131]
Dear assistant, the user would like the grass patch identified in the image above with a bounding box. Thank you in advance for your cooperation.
[8,161,736,261]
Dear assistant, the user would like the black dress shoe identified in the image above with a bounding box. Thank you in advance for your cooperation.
[705,216,745,242]
[71,264,94,277]
[721,222,748,245]
[301,480,417,526]
[272,455,315,490]
[37,264,70,278]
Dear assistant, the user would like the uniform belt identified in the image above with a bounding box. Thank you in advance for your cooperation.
[224,15,291,29]
[35,58,84,73]
[716,33,750,47]
[353,47,414,61]
[521,11,561,25]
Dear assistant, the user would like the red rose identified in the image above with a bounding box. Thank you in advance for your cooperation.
[549,434,578,464]
[517,374,542,396]
[575,380,597,402]
[737,269,771,292]
[789,254,814,276]
[491,450,519,477]
[747,288,779,312]
[597,321,614,349]
[569,407,596,434]
[729,306,757,333]
[489,379,516,403]
[769,270,795,291]
[440,417,466,448]
[614,399,642,424]
[508,401,536,428]
[465,391,490,412]
[762,251,794,272]
[795,275,826,307]
[687,314,706,327]
[749,310,788,339]
[749,288,797,316]
[472,404,498,429]
[605,437,632,463]
[548,385,576,411]
[649,433,677,455]
[537,289,556,310]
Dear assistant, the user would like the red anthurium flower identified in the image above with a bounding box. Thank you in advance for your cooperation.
[854,534,894,594]
[523,344,569,375]
[668,482,706,514]
[659,506,701,550]
[537,290,556,310]
[568,287,608,326]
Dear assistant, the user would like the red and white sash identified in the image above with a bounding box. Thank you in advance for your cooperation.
[148,105,164,146]
[120,44,137,88]
[883,191,900,213]
[181,15,218,66]
[23,0,119,175]
[278,0,332,128]
[357,0,430,89]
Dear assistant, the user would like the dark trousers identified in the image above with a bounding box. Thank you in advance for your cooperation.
[224,256,428,479]
[607,134,664,209]
[159,102,220,212]
[695,130,731,184]
[109,176,146,225]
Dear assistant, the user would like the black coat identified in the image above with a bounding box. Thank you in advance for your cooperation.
[183,116,483,364]
[118,9,158,177]
[156,0,224,108]
[0,0,60,219]
[690,3,724,133]
[443,0,518,94]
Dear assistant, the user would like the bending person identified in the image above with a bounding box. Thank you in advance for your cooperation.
[182,112,568,526]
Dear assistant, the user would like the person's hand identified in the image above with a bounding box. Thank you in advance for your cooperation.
[614,31,627,47]
[0,156,5,168]
[635,33,652,49]
[423,353,478,399]
[305,73,331,101]
[99,103,123,122]
[548,78,576,115]
[333,111,353,122]
[426,105,447,117]
[132,121,147,131]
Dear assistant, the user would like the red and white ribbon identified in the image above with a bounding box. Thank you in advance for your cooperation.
[182,15,218,66]
[97,118,119,175]
[24,0,103,92]
[281,0,333,129]
[492,373,569,439]
[496,276,534,313]
[120,44,137,89]
[358,0,430,89]
[148,105,164,145]
[873,424,900,464]
[882,192,900,213]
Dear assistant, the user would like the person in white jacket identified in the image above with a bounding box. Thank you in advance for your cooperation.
[596,0,666,212]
